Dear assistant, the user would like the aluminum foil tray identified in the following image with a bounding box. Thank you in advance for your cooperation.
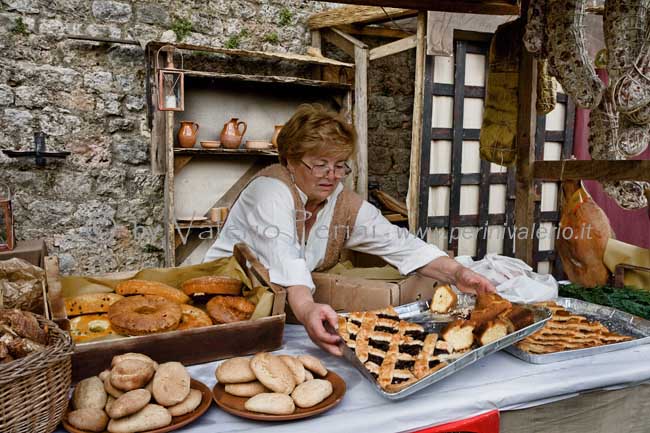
[338,299,552,400]
[505,297,650,364]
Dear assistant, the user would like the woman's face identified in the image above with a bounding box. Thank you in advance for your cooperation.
[289,154,350,203]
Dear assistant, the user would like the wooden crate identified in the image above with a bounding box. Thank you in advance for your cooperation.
[44,243,286,382]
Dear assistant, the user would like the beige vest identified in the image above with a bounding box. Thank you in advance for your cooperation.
[225,164,363,272]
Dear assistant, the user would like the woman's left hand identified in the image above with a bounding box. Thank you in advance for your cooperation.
[453,266,496,294]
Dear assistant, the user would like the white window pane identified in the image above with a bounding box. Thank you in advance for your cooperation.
[461,141,480,173]
[430,140,451,174]
[540,182,559,212]
[463,98,484,129]
[487,225,504,254]
[457,226,478,257]
[490,163,507,173]
[427,227,448,251]
[543,141,562,160]
[433,96,453,128]
[434,56,454,84]
[459,185,479,215]
[537,261,551,275]
[429,186,450,217]
[465,54,486,86]
[546,102,566,130]
[538,222,556,251]
[489,184,506,214]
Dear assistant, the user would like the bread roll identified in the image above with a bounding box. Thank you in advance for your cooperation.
[107,404,171,433]
[279,355,306,385]
[67,408,109,432]
[116,280,190,304]
[297,355,327,377]
[65,293,123,317]
[167,389,202,416]
[291,379,333,408]
[244,393,295,415]
[224,381,268,397]
[104,372,125,398]
[107,389,151,419]
[181,276,242,296]
[250,353,295,394]
[111,353,159,370]
[215,357,256,384]
[73,376,107,410]
[111,359,155,391]
[152,362,191,406]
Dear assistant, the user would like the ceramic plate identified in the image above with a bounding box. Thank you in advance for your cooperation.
[244,140,273,150]
[212,371,346,421]
[176,216,208,222]
[62,379,212,433]
[200,141,221,149]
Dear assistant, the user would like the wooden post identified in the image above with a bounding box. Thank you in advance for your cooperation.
[408,12,427,233]
[164,111,176,266]
[514,0,537,264]
[354,44,369,199]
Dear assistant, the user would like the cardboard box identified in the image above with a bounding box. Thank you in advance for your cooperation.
[44,243,286,382]
[311,252,441,313]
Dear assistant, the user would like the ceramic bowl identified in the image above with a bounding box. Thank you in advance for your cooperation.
[244,140,273,150]
[200,140,222,149]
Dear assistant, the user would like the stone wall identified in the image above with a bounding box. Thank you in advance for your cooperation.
[0,0,331,274]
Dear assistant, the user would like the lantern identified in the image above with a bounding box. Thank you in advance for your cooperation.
[0,184,14,252]
[157,45,185,111]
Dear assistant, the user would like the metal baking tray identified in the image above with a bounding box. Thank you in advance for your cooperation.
[338,298,552,400]
[505,297,650,364]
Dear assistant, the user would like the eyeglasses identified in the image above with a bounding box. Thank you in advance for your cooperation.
[301,160,352,178]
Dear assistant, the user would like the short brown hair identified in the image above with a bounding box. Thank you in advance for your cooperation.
[276,104,356,165]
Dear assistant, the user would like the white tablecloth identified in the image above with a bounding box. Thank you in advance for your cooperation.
[60,324,650,433]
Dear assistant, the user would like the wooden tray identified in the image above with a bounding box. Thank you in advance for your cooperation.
[45,243,287,383]
[62,379,212,433]
[212,371,346,421]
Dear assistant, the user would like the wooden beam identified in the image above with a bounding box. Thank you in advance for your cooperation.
[322,28,365,58]
[369,34,417,61]
[309,6,417,30]
[533,160,650,181]
[309,1,519,16]
[173,156,192,175]
[164,111,175,267]
[408,12,427,233]
[336,24,414,39]
[514,0,536,265]
[354,44,369,200]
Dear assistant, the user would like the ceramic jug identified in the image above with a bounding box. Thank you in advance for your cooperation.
[271,124,283,148]
[177,121,199,148]
[220,118,247,149]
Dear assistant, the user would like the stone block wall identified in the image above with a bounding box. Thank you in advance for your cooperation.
[0,0,330,274]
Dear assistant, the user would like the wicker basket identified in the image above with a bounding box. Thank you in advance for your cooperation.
[0,310,74,433]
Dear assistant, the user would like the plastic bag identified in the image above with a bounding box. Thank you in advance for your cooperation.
[0,258,45,312]
[456,254,558,303]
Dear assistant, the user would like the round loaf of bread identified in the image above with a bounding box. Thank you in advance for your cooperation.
[107,389,151,419]
[167,389,203,416]
[279,355,306,385]
[177,304,213,330]
[224,381,268,397]
[250,353,295,394]
[244,393,295,415]
[65,293,124,317]
[67,408,109,432]
[116,279,190,304]
[152,362,191,406]
[216,357,257,384]
[206,295,255,324]
[73,376,107,410]
[180,276,242,296]
[291,379,333,408]
[111,353,159,370]
[111,359,155,391]
[297,355,328,377]
[69,314,117,343]
[107,404,171,433]
[108,295,182,336]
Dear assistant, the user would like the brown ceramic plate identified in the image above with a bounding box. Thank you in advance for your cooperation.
[212,371,346,421]
[62,378,212,433]
[244,140,273,150]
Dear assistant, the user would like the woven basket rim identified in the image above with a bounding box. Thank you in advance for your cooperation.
[0,309,74,385]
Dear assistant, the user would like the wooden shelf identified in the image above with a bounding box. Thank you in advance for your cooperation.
[147,41,354,68]
[533,160,650,181]
[183,70,351,91]
[173,147,279,157]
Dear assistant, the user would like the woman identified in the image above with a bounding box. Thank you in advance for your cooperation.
[204,104,495,356]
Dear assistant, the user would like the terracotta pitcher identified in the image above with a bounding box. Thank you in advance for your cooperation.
[220,118,247,149]
[271,124,283,148]
[178,121,199,148]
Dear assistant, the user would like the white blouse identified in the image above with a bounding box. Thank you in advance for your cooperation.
[203,177,446,290]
